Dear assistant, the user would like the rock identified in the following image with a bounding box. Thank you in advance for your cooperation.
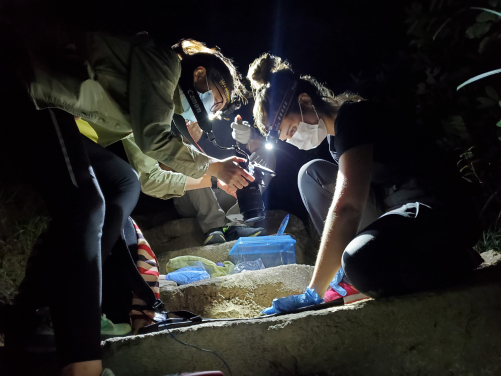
[103,264,501,376]
[159,264,314,318]
[479,250,501,268]
[142,218,205,255]
[160,279,177,288]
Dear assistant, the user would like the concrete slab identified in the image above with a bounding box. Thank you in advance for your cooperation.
[103,263,501,376]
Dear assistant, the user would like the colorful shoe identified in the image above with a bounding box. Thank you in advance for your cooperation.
[100,314,132,339]
[324,282,369,304]
[203,228,226,245]
[223,226,266,241]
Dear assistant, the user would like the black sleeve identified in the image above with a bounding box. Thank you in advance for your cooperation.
[334,101,383,158]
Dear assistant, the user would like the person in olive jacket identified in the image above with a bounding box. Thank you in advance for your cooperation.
[0,10,252,376]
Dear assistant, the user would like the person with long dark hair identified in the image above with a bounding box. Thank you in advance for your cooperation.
[247,53,482,312]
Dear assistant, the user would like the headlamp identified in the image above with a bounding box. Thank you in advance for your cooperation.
[265,79,298,149]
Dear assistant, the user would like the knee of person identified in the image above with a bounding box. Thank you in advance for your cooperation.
[128,171,141,197]
[81,187,106,225]
[297,159,329,193]
[342,233,382,282]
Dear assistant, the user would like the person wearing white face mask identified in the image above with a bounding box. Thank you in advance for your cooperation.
[179,74,218,123]
[247,53,482,313]
[286,101,328,150]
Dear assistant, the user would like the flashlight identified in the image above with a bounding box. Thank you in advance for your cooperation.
[265,128,280,150]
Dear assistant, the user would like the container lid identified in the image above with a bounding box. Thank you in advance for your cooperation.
[229,235,296,255]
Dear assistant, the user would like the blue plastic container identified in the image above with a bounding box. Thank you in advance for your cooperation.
[229,235,297,268]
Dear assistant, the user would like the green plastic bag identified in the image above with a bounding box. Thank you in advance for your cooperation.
[166,256,235,278]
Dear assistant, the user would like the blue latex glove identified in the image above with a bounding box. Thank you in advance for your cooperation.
[261,287,324,315]
[165,266,210,285]
[329,267,347,297]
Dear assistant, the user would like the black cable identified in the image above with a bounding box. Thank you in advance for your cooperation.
[207,134,250,161]
[166,326,233,376]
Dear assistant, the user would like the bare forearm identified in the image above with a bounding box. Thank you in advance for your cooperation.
[185,175,211,191]
[309,205,362,297]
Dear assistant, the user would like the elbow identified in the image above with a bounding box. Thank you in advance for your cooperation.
[333,202,364,221]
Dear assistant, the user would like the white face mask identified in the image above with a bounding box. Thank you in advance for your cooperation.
[180,75,215,122]
[286,102,327,150]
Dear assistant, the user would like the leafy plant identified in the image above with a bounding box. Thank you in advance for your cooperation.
[474,226,501,253]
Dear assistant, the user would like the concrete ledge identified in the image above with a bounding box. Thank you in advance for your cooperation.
[103,264,501,376]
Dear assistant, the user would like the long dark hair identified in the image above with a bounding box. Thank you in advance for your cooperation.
[172,39,247,105]
[248,53,362,135]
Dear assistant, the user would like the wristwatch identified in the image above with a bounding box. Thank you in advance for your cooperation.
[211,176,219,189]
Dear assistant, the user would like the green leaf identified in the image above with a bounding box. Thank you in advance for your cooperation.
[479,35,492,53]
[466,22,492,39]
[486,86,499,100]
[457,68,501,90]
[476,97,497,108]
[476,11,501,22]
[497,120,501,127]
[471,7,501,18]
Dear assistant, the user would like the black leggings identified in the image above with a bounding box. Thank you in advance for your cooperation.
[0,23,140,366]
[1,107,140,366]
[298,159,481,298]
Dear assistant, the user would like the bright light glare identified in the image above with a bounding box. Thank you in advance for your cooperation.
[265,142,273,150]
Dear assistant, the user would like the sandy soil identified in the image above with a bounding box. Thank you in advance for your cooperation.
[160,264,314,319]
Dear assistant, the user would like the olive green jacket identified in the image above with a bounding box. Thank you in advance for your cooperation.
[77,119,187,200]
[122,135,188,200]
[19,24,209,178]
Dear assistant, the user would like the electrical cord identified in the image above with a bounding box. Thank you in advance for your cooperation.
[206,132,250,161]
[166,326,233,376]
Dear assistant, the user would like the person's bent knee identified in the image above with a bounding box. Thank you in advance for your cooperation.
[341,233,402,299]
[81,186,106,231]
[298,159,334,195]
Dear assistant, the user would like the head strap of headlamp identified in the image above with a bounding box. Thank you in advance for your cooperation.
[267,79,298,143]
[209,69,231,105]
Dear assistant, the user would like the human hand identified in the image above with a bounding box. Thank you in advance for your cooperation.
[218,180,237,199]
[206,156,255,191]
[186,120,203,142]
[231,115,254,145]
[261,287,323,315]
[329,267,347,297]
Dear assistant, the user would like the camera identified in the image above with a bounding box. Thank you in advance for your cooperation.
[236,158,275,223]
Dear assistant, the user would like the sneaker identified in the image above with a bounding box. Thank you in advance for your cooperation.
[203,228,226,245]
[223,226,266,241]
[100,314,132,339]
[324,282,369,304]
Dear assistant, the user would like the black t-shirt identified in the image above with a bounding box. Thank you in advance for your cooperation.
[329,100,464,208]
